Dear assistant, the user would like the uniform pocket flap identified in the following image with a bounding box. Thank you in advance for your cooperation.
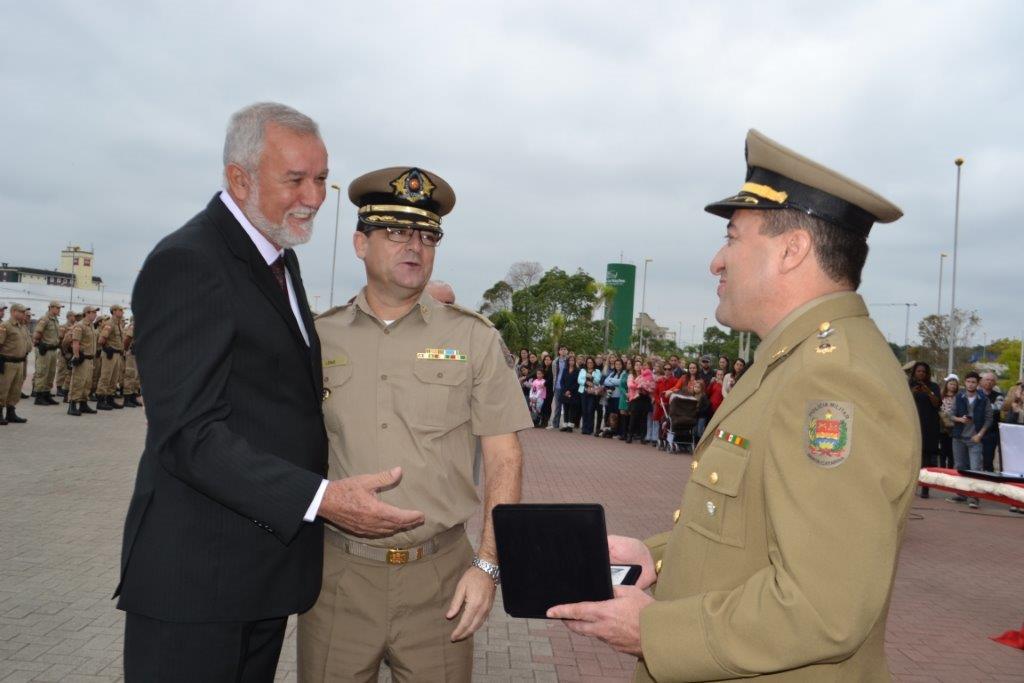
[323,363,353,388]
[692,445,748,497]
[413,360,468,386]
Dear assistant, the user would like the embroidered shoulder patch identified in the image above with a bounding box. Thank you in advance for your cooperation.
[806,400,853,468]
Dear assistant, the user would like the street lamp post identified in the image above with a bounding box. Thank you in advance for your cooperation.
[936,252,947,318]
[870,303,918,362]
[699,316,707,357]
[329,183,342,308]
[947,157,964,376]
[638,258,652,353]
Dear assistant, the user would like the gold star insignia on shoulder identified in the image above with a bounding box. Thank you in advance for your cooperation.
[817,322,835,339]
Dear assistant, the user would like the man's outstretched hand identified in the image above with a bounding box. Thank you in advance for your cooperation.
[318,467,425,537]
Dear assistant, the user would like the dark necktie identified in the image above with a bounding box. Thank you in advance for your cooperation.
[270,256,288,298]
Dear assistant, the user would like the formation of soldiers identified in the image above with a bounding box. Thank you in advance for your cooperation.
[0,300,141,425]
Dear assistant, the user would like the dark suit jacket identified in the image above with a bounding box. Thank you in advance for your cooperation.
[115,194,328,622]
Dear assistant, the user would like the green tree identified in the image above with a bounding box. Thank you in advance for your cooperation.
[991,338,1023,389]
[914,308,982,376]
[479,280,513,315]
[483,264,607,354]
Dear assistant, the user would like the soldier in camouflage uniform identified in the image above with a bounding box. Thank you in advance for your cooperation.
[55,310,78,400]
[96,305,127,410]
[121,319,141,407]
[0,303,33,425]
[32,300,64,405]
[68,306,99,417]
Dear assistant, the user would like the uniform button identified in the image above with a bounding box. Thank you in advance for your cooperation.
[436,371,443,378]
[709,472,719,485]
[655,559,663,574]
[705,501,717,516]
[381,374,388,381]
[383,328,390,335]
[323,376,329,383]
[381,423,388,430]
[691,460,699,471]
[321,388,330,401]
[672,508,681,524]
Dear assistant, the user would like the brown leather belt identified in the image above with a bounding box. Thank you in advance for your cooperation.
[329,524,464,565]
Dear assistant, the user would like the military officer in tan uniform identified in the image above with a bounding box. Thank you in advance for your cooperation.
[55,310,78,400]
[298,167,532,682]
[68,305,99,416]
[549,130,920,682]
[121,320,142,407]
[0,303,33,425]
[31,300,64,405]
[96,304,126,410]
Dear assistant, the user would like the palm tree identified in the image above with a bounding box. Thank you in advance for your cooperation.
[549,312,566,353]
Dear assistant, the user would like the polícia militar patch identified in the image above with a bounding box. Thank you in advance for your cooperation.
[806,400,853,467]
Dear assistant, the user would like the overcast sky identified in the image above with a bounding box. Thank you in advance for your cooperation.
[2,1,1020,345]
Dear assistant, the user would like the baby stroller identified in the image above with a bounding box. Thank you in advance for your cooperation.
[667,393,699,454]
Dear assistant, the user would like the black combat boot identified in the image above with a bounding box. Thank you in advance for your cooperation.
[67,401,81,416]
[96,396,112,411]
[80,401,96,415]
[35,394,50,405]
[45,392,59,405]
[123,394,141,408]
[6,407,27,423]
[0,409,6,425]
[110,396,124,409]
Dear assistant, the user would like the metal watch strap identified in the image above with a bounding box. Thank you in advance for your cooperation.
[471,556,500,584]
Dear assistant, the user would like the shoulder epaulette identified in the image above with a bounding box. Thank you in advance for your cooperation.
[446,303,495,328]
[314,302,353,321]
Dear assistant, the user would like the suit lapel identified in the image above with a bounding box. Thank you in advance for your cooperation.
[206,195,310,351]
[284,249,322,394]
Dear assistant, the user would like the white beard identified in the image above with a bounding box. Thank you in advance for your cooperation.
[244,184,316,249]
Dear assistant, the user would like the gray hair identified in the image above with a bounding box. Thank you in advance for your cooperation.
[223,102,320,179]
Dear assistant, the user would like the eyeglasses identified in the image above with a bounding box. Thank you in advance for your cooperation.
[365,225,444,247]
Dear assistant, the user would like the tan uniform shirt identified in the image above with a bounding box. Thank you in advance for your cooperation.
[637,293,919,683]
[34,314,61,346]
[101,317,125,350]
[72,320,98,356]
[0,320,32,359]
[315,289,532,548]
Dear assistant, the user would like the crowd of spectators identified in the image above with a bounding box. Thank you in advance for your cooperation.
[908,361,1023,512]
[513,345,747,452]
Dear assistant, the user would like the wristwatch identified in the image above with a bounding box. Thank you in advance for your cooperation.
[471,556,500,585]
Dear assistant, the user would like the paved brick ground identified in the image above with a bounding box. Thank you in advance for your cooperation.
[1,401,1022,681]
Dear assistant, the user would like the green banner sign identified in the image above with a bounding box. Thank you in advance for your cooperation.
[605,263,636,351]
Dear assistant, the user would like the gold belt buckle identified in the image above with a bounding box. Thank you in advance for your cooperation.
[386,546,425,564]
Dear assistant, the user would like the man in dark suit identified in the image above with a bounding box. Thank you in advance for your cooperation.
[117,102,425,682]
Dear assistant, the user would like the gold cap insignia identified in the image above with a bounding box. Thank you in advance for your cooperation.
[391,168,436,204]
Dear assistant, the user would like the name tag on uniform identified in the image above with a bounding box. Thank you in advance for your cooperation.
[323,354,348,368]
[416,348,467,361]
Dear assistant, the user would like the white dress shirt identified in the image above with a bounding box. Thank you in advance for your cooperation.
[219,191,328,522]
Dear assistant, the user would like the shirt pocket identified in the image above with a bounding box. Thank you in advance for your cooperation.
[322,363,353,434]
[412,359,471,428]
[684,442,750,548]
